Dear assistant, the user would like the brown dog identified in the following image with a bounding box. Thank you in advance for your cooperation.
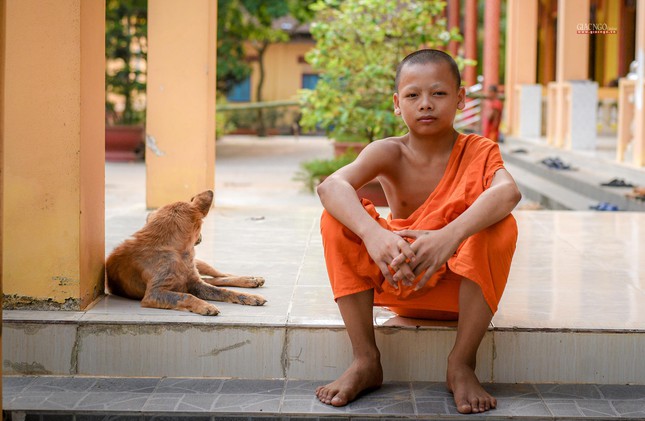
[106,190,266,315]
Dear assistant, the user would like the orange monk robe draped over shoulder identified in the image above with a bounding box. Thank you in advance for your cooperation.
[320,133,518,316]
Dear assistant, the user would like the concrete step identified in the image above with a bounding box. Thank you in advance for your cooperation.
[4,375,645,420]
[501,137,645,212]
[3,303,645,385]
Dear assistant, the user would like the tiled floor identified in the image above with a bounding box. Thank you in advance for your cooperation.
[4,376,645,419]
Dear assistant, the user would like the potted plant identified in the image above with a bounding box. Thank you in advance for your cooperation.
[105,0,147,162]
[297,0,463,204]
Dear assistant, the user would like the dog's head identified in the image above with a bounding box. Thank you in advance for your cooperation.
[143,190,214,248]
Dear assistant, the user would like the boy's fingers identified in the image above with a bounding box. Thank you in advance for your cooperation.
[393,264,416,286]
[394,229,418,239]
[378,262,397,289]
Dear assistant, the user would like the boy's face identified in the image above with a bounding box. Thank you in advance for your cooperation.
[393,61,465,137]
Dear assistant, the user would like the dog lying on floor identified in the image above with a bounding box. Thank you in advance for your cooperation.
[106,190,266,315]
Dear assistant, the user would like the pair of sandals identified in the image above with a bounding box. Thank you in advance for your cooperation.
[540,157,574,170]
[601,178,634,188]
[589,202,619,211]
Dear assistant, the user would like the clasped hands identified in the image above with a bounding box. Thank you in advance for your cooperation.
[364,227,460,292]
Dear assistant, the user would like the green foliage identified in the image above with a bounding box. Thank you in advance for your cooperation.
[106,0,147,126]
[216,0,316,136]
[217,0,253,95]
[294,150,359,192]
[216,94,236,139]
[299,0,463,142]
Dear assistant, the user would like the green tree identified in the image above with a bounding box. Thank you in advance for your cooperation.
[217,0,253,95]
[217,0,316,136]
[105,0,147,126]
[300,0,463,142]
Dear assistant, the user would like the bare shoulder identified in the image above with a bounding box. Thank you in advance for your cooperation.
[359,135,406,161]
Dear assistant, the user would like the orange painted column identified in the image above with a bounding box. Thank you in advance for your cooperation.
[633,0,645,166]
[2,0,105,309]
[1,0,5,407]
[463,0,478,87]
[481,0,501,138]
[447,0,460,57]
[146,0,217,208]
[547,0,590,147]
[504,0,538,137]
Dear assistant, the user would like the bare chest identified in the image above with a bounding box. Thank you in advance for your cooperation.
[383,163,447,219]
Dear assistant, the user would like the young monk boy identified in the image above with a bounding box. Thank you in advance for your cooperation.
[316,49,521,414]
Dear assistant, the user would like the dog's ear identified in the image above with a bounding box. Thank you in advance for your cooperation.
[191,190,214,216]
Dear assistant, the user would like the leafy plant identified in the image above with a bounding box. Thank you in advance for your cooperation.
[294,150,359,192]
[216,0,316,136]
[105,0,147,126]
[299,0,463,142]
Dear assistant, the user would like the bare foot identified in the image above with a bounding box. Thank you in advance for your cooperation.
[447,360,496,414]
[315,358,383,407]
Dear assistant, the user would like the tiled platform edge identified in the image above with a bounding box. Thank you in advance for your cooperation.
[3,376,645,420]
[3,317,645,385]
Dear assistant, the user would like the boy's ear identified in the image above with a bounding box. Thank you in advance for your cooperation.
[393,93,401,115]
[456,87,466,111]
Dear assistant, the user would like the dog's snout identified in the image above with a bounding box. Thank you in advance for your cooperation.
[195,233,202,245]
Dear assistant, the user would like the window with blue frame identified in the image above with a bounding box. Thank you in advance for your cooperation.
[302,74,320,90]
[227,77,251,102]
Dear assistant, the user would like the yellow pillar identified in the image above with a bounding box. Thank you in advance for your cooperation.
[2,0,105,309]
[1,0,5,407]
[548,0,590,147]
[633,0,645,166]
[146,0,217,208]
[504,0,538,136]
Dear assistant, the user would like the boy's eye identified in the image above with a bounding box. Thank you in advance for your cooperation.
[434,92,446,96]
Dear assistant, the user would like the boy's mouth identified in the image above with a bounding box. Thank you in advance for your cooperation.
[417,115,436,122]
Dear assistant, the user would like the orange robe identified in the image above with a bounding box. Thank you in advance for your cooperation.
[320,133,517,317]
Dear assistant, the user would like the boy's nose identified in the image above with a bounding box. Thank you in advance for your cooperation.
[419,96,433,110]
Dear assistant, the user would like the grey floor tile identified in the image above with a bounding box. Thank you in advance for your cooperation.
[212,393,282,413]
[145,417,211,421]
[280,396,349,415]
[357,382,411,400]
[76,416,142,421]
[598,384,645,400]
[142,393,184,411]
[41,392,90,410]
[175,394,219,412]
[75,392,150,411]
[414,396,451,416]
[446,398,551,417]
[218,379,285,395]
[155,378,224,394]
[411,381,453,399]
[344,397,415,415]
[89,377,161,393]
[537,383,603,399]
[484,383,540,399]
[283,379,328,397]
[3,376,38,393]
[611,400,645,418]
[545,399,619,418]
[26,376,98,393]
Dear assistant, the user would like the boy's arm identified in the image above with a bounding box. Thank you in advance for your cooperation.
[317,142,415,287]
[391,168,521,290]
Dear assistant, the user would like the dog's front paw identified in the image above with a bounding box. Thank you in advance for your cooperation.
[248,276,265,288]
[195,303,220,316]
[238,293,267,306]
